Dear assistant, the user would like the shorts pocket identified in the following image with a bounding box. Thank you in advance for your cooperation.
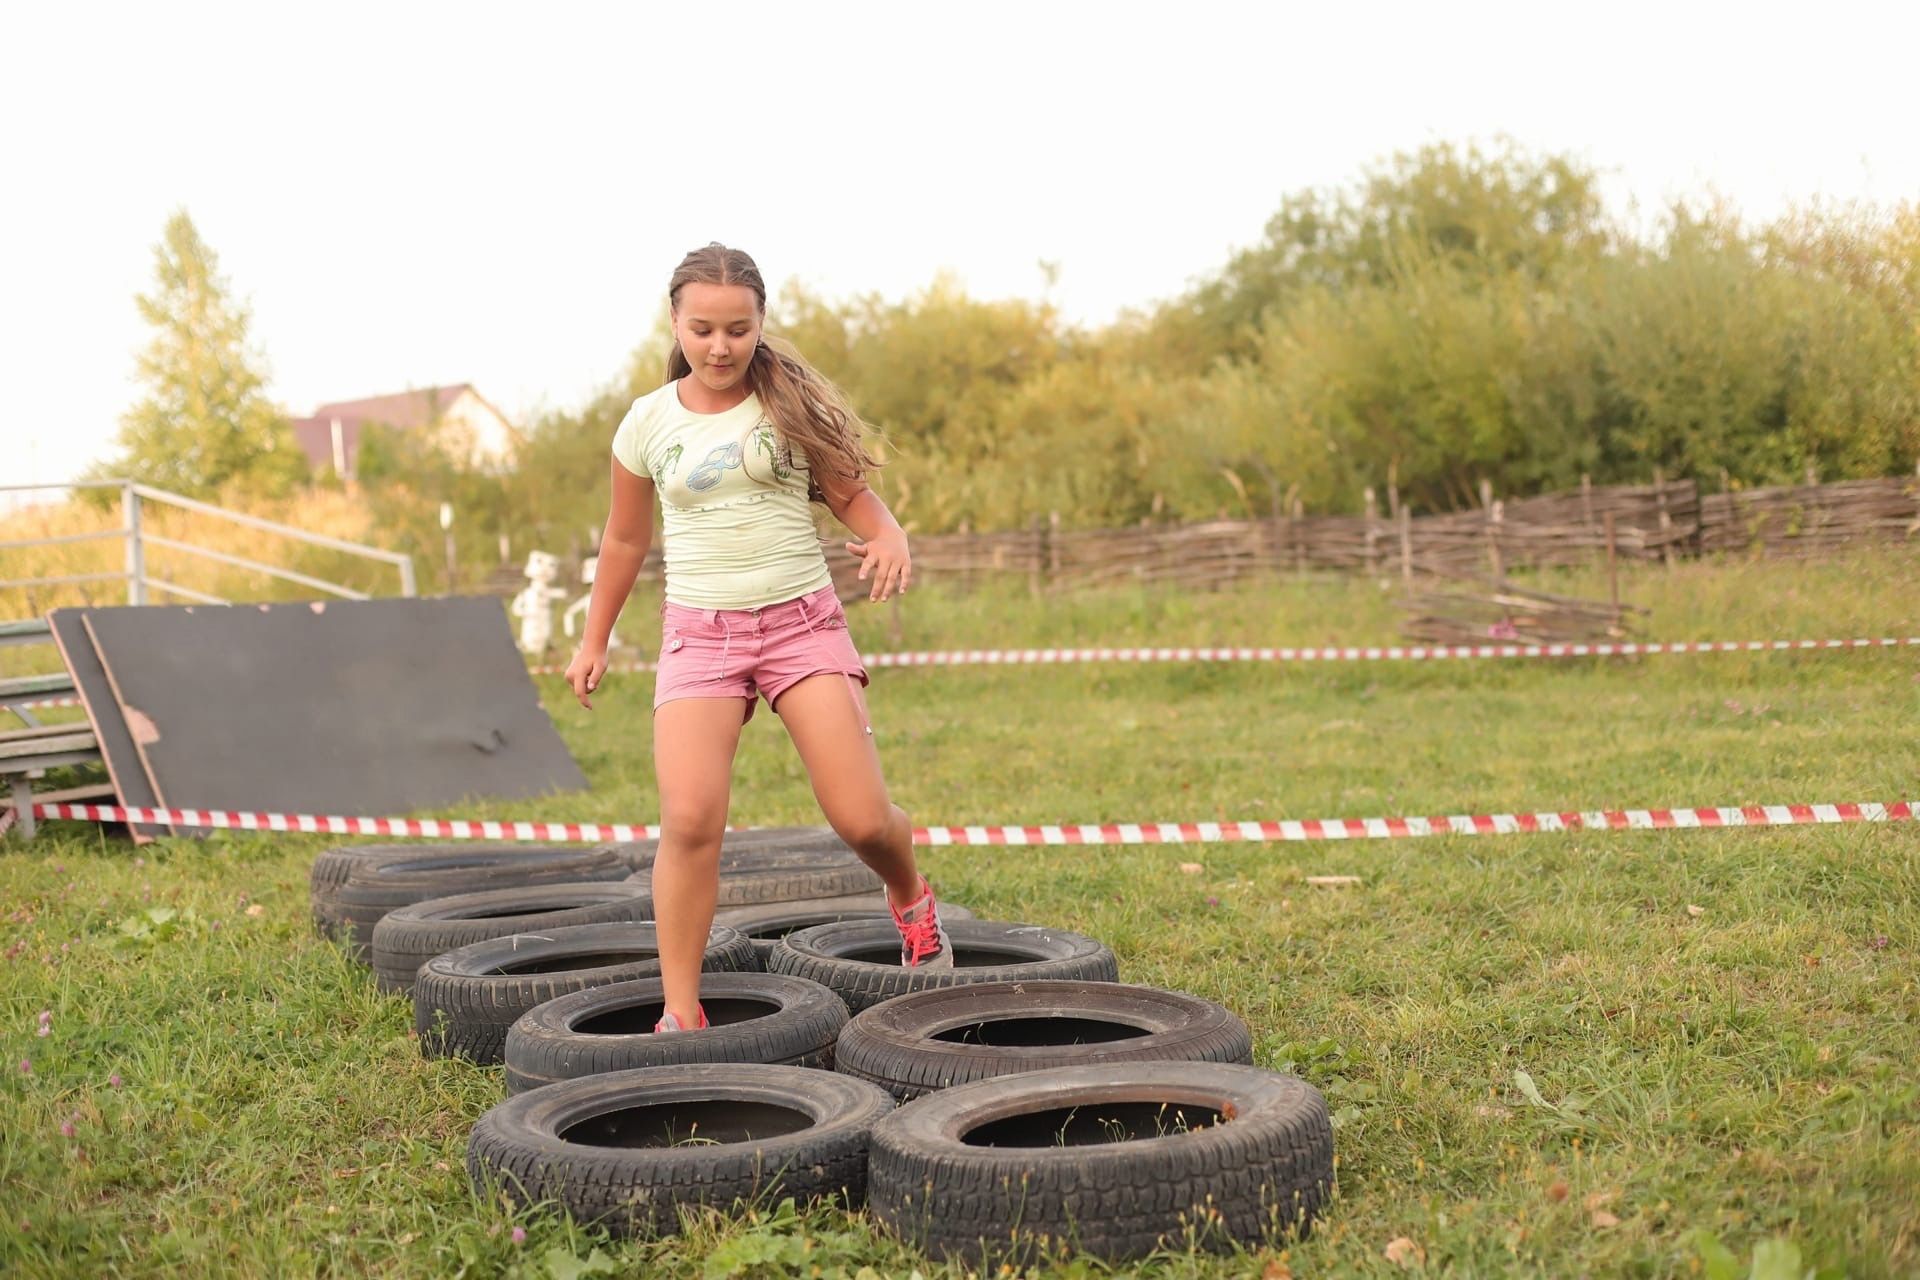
[661,610,728,641]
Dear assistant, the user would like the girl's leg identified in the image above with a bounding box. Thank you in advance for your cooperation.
[651,697,748,1027]
[772,673,922,904]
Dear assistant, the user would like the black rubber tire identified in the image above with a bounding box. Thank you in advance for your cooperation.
[369,882,656,996]
[310,842,615,929]
[869,1061,1333,1265]
[318,846,628,960]
[503,971,850,1094]
[468,1064,895,1237]
[609,826,851,876]
[767,919,1119,1014]
[834,980,1253,1102]
[414,923,758,1063]
[714,895,977,965]
[625,843,880,906]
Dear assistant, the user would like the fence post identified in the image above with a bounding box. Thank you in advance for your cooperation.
[1604,511,1620,628]
[122,481,146,605]
[957,518,973,594]
[1291,494,1305,577]
[1364,487,1380,576]
[1480,480,1504,580]
[1653,467,1676,568]
[1029,515,1046,598]
[1580,474,1595,532]
[1398,503,1413,585]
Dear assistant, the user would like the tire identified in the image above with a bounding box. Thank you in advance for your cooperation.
[310,842,615,930]
[714,895,976,965]
[503,971,850,1094]
[468,1064,894,1237]
[369,882,655,996]
[869,1061,1333,1265]
[625,843,881,906]
[414,923,758,1064]
[767,920,1119,1014]
[610,826,851,876]
[835,980,1253,1102]
[318,846,629,960]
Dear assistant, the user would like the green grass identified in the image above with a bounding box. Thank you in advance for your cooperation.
[3,548,1918,1277]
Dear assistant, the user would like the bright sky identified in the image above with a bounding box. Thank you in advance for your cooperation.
[4,0,1916,489]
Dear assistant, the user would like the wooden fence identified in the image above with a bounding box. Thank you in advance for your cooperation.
[821,473,1920,597]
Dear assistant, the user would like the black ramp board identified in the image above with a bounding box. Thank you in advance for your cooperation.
[80,597,587,816]
[46,608,168,841]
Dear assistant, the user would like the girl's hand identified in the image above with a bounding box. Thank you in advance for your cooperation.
[846,529,912,601]
[564,645,609,709]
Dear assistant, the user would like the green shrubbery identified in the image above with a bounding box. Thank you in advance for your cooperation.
[496,141,1917,548]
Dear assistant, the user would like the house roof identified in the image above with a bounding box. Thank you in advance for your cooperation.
[288,383,518,472]
[308,384,475,430]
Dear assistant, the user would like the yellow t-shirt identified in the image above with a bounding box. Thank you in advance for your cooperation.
[611,383,833,610]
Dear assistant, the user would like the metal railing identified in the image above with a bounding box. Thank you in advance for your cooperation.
[0,479,416,605]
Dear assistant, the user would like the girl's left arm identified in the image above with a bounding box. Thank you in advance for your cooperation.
[821,477,911,602]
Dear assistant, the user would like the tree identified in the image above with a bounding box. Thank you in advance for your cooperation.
[99,210,305,498]
[1149,140,1612,373]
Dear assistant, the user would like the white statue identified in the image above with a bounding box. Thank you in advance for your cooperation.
[510,550,569,656]
[562,554,621,651]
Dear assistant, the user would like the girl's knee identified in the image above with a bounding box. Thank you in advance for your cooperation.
[831,807,899,854]
[658,812,727,853]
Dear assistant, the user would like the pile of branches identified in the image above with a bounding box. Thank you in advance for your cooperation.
[1398,559,1645,646]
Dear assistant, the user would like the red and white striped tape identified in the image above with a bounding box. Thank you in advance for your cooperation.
[529,635,1920,676]
[17,799,1914,845]
[14,637,1912,712]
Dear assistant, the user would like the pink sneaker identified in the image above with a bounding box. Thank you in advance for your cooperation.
[653,1004,708,1033]
[891,878,953,970]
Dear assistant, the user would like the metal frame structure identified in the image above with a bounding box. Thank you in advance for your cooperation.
[0,479,416,605]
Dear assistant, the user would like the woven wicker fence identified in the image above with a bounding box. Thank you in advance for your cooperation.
[822,473,1919,598]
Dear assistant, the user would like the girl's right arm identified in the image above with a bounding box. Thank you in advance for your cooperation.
[564,458,655,709]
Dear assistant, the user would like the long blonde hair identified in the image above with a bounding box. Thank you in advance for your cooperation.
[665,243,880,492]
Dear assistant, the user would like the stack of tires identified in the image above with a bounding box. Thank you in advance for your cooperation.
[312,833,1336,1266]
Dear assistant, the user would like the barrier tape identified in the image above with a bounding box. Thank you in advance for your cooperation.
[13,638,1911,712]
[16,799,1914,845]
[529,636,1920,676]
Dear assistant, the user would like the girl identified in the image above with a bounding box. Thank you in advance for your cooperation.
[564,243,951,1033]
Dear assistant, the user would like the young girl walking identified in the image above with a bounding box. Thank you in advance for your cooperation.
[564,243,951,1033]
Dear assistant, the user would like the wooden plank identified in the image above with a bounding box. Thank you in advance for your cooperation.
[32,781,117,806]
[47,609,169,842]
[0,722,96,746]
[0,732,98,760]
[0,673,76,700]
[0,618,54,648]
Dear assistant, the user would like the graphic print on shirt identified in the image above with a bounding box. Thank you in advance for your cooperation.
[659,442,683,477]
[685,441,745,492]
[752,424,794,482]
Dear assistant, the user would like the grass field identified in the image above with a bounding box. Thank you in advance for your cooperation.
[2,549,1917,1277]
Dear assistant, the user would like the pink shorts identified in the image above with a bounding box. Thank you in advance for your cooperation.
[653,583,870,726]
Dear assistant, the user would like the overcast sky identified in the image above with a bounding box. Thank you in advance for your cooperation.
[4,0,1916,489]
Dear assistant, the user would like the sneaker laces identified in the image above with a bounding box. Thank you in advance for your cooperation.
[892,882,946,967]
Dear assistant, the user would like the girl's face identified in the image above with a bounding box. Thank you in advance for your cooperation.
[673,283,762,398]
